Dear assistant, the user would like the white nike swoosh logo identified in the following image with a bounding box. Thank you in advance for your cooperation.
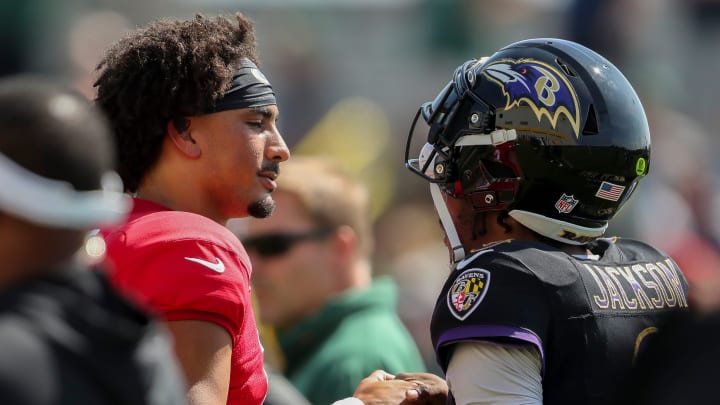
[184,257,225,273]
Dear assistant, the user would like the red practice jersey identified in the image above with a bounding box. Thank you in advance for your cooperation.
[101,198,267,405]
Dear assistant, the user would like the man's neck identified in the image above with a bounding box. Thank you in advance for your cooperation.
[136,182,226,225]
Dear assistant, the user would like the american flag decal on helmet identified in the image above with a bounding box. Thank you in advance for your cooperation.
[595,181,625,202]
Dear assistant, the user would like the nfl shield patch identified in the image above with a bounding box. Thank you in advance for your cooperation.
[447,268,491,321]
[555,193,578,214]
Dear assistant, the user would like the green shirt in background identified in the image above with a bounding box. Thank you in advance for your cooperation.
[277,277,426,405]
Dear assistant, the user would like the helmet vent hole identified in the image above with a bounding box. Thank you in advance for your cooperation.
[556,58,575,77]
[583,104,599,135]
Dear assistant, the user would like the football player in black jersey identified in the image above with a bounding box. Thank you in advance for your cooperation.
[404,38,689,405]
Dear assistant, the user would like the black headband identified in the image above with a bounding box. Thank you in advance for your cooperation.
[210,58,276,113]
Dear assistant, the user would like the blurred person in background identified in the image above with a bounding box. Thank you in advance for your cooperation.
[238,156,426,405]
[372,202,448,375]
[0,75,185,404]
[405,38,689,404]
[95,13,290,405]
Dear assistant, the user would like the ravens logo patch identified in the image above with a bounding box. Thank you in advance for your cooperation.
[447,268,491,321]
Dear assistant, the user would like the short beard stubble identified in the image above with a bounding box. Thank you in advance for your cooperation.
[247,195,275,218]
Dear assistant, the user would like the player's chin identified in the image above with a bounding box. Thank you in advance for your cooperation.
[247,195,276,219]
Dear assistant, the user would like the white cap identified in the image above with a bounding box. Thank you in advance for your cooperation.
[0,151,130,229]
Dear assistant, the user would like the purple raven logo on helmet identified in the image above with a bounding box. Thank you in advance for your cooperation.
[483,58,581,137]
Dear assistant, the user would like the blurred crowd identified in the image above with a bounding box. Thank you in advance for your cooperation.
[2,0,720,373]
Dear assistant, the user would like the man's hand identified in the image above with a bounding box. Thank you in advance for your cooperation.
[352,370,448,405]
[395,372,448,405]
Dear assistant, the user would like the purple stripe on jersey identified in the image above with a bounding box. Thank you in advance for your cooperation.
[436,325,545,374]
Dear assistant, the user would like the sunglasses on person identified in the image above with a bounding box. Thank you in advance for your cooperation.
[242,227,336,258]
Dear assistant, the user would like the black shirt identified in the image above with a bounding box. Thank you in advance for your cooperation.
[0,265,186,404]
[431,237,689,405]
[613,309,720,405]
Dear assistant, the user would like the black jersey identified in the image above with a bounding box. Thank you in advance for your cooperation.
[613,309,720,405]
[430,237,689,405]
[0,266,186,405]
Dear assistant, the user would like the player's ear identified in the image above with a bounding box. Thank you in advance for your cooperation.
[167,117,200,158]
[333,225,357,263]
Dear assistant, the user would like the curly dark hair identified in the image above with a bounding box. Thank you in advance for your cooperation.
[94,13,259,192]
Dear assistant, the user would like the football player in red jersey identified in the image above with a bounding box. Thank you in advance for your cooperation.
[95,14,290,405]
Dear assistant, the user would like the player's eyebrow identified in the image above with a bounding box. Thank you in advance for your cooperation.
[250,106,278,120]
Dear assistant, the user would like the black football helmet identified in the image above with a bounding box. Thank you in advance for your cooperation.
[406,38,650,254]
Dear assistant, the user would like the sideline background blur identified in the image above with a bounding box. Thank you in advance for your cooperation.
[4,0,720,371]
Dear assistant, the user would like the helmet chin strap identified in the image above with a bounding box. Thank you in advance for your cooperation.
[430,183,465,263]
